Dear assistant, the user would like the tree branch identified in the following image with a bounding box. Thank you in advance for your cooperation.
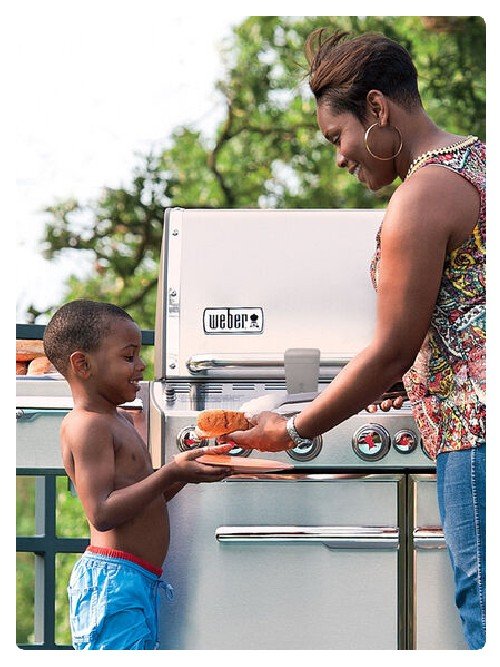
[207,102,237,206]
[120,277,158,310]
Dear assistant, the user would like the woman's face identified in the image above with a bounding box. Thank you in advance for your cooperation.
[316,102,397,191]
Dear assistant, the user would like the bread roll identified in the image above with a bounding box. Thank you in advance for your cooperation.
[196,410,251,438]
[27,356,56,375]
[16,340,45,362]
[16,361,28,375]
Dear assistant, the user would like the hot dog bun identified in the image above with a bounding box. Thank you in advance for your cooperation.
[16,339,45,362]
[196,410,251,438]
[16,361,28,375]
[27,356,57,375]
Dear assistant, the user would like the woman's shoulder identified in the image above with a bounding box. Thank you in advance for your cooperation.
[387,169,450,223]
[386,165,480,247]
[392,164,477,216]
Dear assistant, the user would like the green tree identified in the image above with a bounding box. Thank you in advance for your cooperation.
[27,16,485,329]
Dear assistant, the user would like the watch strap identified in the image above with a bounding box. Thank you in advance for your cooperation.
[286,415,313,447]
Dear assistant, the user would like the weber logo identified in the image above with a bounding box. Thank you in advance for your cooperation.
[203,308,264,334]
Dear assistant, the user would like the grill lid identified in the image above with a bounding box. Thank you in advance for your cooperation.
[155,208,384,380]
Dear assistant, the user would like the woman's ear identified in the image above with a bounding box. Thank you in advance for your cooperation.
[366,89,389,126]
[69,351,91,379]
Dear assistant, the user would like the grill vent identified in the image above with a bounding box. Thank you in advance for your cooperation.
[164,383,190,394]
[163,383,225,395]
[264,382,287,391]
[232,383,256,391]
[204,385,223,394]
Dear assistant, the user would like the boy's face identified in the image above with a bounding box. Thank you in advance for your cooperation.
[87,318,146,406]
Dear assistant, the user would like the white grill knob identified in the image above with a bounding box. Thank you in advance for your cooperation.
[393,430,418,454]
[286,435,323,461]
[218,442,252,457]
[352,424,391,461]
[176,426,206,451]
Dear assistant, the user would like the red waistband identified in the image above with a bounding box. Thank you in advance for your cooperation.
[86,545,163,577]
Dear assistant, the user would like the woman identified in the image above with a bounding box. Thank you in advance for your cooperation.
[222,30,486,650]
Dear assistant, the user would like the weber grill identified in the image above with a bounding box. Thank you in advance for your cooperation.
[149,208,467,650]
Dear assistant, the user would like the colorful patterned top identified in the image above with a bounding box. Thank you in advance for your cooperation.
[370,137,486,460]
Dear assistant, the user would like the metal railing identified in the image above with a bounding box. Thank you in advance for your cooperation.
[16,323,155,345]
[16,470,89,650]
[16,323,155,649]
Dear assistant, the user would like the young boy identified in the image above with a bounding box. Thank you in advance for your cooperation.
[43,300,232,650]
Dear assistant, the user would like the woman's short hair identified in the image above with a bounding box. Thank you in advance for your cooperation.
[305,29,422,119]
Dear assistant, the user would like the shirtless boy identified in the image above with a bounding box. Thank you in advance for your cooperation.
[43,300,232,649]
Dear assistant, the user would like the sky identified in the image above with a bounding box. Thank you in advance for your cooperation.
[15,3,248,322]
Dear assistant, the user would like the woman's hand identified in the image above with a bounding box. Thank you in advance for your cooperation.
[366,395,405,413]
[219,411,294,452]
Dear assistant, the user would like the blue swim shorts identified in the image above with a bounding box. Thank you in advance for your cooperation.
[67,546,174,650]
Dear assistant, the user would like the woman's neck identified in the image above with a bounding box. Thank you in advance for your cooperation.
[395,110,465,180]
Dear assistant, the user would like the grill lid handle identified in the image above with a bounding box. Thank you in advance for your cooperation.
[186,353,352,373]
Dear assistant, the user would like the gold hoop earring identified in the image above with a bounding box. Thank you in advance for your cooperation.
[364,123,403,161]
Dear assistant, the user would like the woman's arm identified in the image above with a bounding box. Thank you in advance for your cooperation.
[224,171,454,450]
[295,178,449,436]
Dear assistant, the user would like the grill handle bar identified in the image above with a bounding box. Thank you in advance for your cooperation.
[413,528,447,550]
[215,525,399,550]
[187,353,352,373]
[185,355,408,404]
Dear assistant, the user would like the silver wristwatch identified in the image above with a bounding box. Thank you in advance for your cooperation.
[286,415,314,448]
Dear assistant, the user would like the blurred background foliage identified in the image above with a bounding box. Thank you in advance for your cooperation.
[25,16,485,336]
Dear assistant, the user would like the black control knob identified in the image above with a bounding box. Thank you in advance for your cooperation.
[352,424,391,461]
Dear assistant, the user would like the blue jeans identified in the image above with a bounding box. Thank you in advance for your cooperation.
[437,446,486,649]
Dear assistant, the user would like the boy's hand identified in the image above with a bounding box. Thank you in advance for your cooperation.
[171,444,233,483]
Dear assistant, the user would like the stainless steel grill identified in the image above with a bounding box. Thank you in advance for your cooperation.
[150,208,467,649]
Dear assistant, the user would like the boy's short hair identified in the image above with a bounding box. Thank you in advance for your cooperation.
[43,300,134,376]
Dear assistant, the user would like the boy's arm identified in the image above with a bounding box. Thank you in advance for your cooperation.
[67,419,232,531]
[163,482,186,502]
[68,417,177,532]
[162,443,234,503]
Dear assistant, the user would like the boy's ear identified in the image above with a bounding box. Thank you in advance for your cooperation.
[69,351,91,379]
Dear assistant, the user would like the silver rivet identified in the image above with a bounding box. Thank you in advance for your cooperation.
[169,363,176,369]
[172,229,179,236]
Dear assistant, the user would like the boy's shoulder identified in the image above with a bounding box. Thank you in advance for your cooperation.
[61,409,115,450]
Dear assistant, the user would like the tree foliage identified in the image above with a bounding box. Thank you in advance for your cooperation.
[28,16,485,328]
